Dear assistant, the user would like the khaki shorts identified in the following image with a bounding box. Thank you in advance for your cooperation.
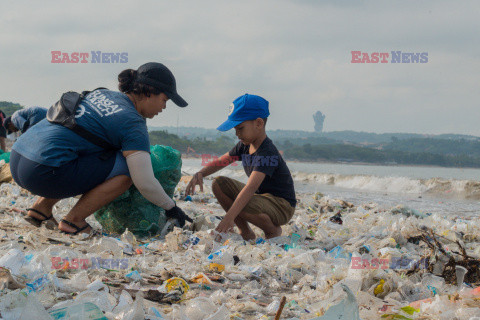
[214,176,295,226]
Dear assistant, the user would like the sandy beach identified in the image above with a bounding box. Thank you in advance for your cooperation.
[1,173,480,319]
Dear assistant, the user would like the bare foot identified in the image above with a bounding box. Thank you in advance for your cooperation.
[240,230,256,241]
[265,225,282,239]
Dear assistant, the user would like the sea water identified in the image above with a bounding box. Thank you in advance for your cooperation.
[182,158,480,217]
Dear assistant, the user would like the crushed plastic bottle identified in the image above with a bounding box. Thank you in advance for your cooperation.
[125,270,142,282]
[49,302,108,320]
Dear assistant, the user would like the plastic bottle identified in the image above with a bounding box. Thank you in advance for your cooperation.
[48,302,108,320]
[0,248,25,275]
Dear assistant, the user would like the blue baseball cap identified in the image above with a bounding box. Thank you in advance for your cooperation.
[217,94,270,131]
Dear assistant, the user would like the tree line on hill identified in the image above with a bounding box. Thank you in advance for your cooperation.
[149,130,480,168]
[0,101,23,117]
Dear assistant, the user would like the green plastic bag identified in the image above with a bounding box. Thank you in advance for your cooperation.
[94,145,182,238]
[0,151,10,163]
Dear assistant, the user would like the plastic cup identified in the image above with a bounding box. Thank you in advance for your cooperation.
[455,265,468,288]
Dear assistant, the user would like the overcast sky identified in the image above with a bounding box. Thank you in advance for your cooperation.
[0,0,479,135]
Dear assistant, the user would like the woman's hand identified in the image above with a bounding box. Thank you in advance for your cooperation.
[186,172,204,195]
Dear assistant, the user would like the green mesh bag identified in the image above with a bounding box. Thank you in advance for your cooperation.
[0,151,10,163]
[94,145,181,238]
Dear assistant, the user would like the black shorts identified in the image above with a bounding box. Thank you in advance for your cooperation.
[0,126,6,138]
[10,150,118,199]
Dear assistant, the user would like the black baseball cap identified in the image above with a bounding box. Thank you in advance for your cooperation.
[136,62,188,107]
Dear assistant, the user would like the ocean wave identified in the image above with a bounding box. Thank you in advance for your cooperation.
[292,172,480,199]
[181,164,480,199]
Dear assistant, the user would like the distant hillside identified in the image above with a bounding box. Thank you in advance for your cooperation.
[383,137,480,157]
[148,129,480,168]
[149,126,480,145]
[0,101,24,116]
[318,131,480,145]
[149,126,234,139]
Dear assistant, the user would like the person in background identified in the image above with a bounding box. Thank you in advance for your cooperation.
[3,106,47,135]
[0,109,6,151]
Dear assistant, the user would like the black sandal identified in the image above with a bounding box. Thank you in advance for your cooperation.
[60,219,91,235]
[23,208,55,227]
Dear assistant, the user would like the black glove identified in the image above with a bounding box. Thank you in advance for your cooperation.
[165,205,193,227]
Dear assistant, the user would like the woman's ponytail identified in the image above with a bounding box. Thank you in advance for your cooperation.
[117,68,160,97]
[118,69,137,93]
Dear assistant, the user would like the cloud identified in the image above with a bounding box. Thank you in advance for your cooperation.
[0,0,479,134]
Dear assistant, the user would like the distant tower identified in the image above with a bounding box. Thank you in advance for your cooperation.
[313,111,326,132]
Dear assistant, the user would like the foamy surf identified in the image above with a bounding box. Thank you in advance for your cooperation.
[293,172,480,199]
[182,162,480,200]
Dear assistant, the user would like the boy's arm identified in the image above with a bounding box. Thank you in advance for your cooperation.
[197,152,237,178]
[215,171,265,233]
[185,152,238,195]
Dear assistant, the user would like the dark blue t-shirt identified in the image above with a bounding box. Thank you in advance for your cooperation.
[13,89,150,167]
[11,106,47,133]
[229,136,297,207]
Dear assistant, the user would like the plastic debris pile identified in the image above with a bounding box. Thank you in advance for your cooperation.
[1,169,480,319]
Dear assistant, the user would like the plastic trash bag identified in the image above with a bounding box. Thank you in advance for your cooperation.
[0,150,10,164]
[94,145,182,238]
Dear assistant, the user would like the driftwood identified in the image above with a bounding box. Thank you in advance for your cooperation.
[408,227,480,285]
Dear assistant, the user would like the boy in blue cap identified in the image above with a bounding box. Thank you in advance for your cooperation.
[186,94,296,240]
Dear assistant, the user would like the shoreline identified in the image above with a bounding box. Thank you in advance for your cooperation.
[180,154,480,171]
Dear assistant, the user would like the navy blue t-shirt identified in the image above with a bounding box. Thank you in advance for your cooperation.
[13,89,150,167]
[11,106,47,133]
[229,136,297,207]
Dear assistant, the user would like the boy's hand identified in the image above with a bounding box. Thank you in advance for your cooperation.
[186,172,204,195]
[215,216,235,234]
